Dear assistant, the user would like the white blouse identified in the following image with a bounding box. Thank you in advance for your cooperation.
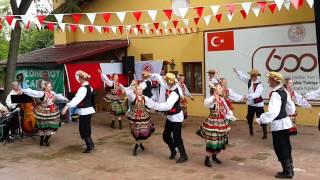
[204,96,237,121]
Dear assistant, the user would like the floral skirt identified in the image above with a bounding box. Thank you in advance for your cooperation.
[34,104,61,135]
[128,118,155,141]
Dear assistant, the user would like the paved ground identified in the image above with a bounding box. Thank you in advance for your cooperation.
[0,112,320,180]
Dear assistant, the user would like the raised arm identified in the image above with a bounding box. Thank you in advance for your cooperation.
[153,91,179,111]
[233,68,250,83]
[21,88,44,98]
[295,92,311,108]
[305,88,320,100]
[121,85,136,102]
[100,72,114,87]
[150,73,168,89]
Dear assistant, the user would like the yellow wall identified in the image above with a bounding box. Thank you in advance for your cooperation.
[54,0,320,126]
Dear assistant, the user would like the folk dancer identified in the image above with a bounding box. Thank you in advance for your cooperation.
[21,82,68,146]
[150,73,188,163]
[256,72,296,179]
[219,78,245,110]
[304,88,320,131]
[201,83,237,167]
[233,68,267,139]
[120,82,155,156]
[284,78,311,135]
[140,71,153,98]
[62,71,96,153]
[99,70,126,129]
[178,74,194,120]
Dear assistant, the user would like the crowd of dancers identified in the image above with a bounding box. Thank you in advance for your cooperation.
[1,68,320,179]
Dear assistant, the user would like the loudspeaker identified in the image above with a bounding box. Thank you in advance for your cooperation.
[122,56,135,74]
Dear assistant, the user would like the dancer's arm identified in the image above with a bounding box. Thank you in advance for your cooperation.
[153,91,179,111]
[305,88,320,100]
[21,88,44,98]
[54,93,69,103]
[100,72,114,87]
[204,96,215,108]
[150,73,168,89]
[295,91,311,108]
[66,87,87,108]
[144,96,156,109]
[258,93,282,124]
[233,68,249,83]
[228,88,244,102]
[222,98,237,121]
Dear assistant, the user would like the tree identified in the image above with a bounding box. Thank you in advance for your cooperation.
[19,29,53,54]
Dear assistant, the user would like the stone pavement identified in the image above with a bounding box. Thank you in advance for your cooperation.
[0,112,319,180]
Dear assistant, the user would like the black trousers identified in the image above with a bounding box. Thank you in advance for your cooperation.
[79,114,92,139]
[272,129,292,161]
[1,111,19,140]
[246,105,265,126]
[163,119,184,148]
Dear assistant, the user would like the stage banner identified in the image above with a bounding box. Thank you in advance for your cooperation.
[205,23,319,99]
[99,63,129,86]
[16,66,64,94]
[134,60,163,80]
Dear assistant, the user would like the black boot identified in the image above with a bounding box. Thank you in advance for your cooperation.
[40,136,44,146]
[204,156,212,167]
[276,161,286,176]
[139,143,145,151]
[262,125,268,139]
[110,120,115,129]
[275,159,294,179]
[83,138,93,153]
[133,144,139,156]
[168,144,177,160]
[212,154,222,164]
[249,125,254,136]
[88,137,95,150]
[176,145,188,163]
[118,120,122,130]
[44,135,51,147]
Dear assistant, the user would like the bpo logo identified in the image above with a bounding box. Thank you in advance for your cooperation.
[143,63,154,73]
[288,24,306,43]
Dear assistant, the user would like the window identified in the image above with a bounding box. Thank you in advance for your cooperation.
[183,62,202,94]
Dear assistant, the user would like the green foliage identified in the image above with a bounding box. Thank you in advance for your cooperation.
[0,35,8,60]
[19,29,54,55]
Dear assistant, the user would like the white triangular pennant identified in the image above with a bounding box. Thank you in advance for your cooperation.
[126,25,132,30]
[54,14,64,23]
[79,24,85,33]
[86,13,96,24]
[116,12,126,23]
[210,5,220,16]
[252,7,260,17]
[111,26,117,34]
[274,0,284,10]
[10,18,17,30]
[16,0,22,8]
[203,15,212,26]
[156,29,160,35]
[162,21,168,29]
[241,2,252,15]
[173,28,177,34]
[180,28,184,34]
[58,23,65,32]
[306,0,314,8]
[283,0,291,10]
[147,10,157,22]
[145,29,150,35]
[143,23,149,29]
[178,8,189,18]
[21,15,31,26]
[133,28,138,35]
[95,26,102,34]
[182,19,189,27]
[165,29,169,35]
[187,28,191,33]
[227,13,234,22]
[34,17,42,30]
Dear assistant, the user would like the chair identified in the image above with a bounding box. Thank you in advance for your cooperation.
[0,114,9,141]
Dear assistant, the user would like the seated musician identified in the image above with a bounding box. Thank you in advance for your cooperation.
[0,103,10,141]
[6,82,22,111]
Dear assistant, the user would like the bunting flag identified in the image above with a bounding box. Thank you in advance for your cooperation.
[95,26,102,34]
[21,15,30,26]
[172,20,179,28]
[274,0,284,10]
[58,23,66,32]
[136,24,141,31]
[150,29,155,34]
[54,14,64,23]
[70,24,77,32]
[110,26,117,34]
[47,23,55,32]
[182,19,189,27]
[102,13,112,24]
[37,15,47,25]
[118,26,123,34]
[252,7,261,17]
[133,28,138,35]
[194,7,204,17]
[79,24,85,32]
[241,2,252,15]
[5,16,15,26]
[210,5,220,16]
[215,14,222,23]
[147,10,157,22]
[116,12,126,23]
[194,17,200,25]
[87,13,96,24]
[153,22,159,30]
[72,14,82,24]
[10,19,17,30]
[0,18,2,30]
[163,9,173,20]
[16,0,22,8]
[133,11,143,22]
[226,4,236,15]
[178,8,189,18]
[283,0,291,10]
[306,0,314,8]
[227,13,234,22]
[257,1,267,12]
[143,23,149,29]
[240,10,247,19]
[203,15,211,26]
[162,21,168,29]
[145,28,150,35]
[165,28,169,35]
[88,25,94,33]
[290,0,299,9]
[268,4,277,14]
[103,26,110,33]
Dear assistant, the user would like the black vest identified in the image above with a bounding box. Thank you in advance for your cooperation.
[143,80,153,98]
[272,88,288,120]
[77,85,92,108]
[166,88,181,115]
[248,79,263,104]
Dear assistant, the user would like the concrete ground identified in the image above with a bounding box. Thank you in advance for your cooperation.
[0,112,319,180]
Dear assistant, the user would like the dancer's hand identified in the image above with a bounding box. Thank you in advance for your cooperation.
[61,106,68,115]
[190,97,195,101]
[255,118,261,125]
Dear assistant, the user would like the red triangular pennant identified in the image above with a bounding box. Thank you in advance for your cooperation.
[299,0,304,7]
[257,2,267,12]
[226,4,236,15]
[150,29,155,34]
[194,18,200,25]
[72,14,82,24]
[5,16,14,25]
[240,10,247,19]
[194,7,204,17]
[118,26,123,34]
[136,24,141,30]
[0,18,3,30]
[153,23,159,30]
[25,21,30,30]
[70,24,77,32]
[159,29,163,34]
[102,13,112,24]
[133,11,143,22]
[172,20,179,28]
[138,28,143,34]
[37,15,47,25]
[169,28,172,33]
[103,27,110,33]
[129,28,133,34]
[215,14,223,23]
[88,26,94,33]
[163,9,173,20]
[177,28,181,34]
[47,23,55,32]
[268,4,277,14]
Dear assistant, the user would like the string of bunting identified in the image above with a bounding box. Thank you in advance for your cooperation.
[0,0,314,36]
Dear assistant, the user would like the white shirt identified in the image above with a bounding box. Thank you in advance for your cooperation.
[204,96,237,121]
[140,79,152,90]
[227,88,244,102]
[235,69,264,107]
[21,88,68,105]
[67,82,95,116]
[100,73,114,87]
[6,90,20,110]
[258,85,296,131]
[305,88,320,100]
[123,87,155,109]
[287,89,311,108]
[179,83,192,98]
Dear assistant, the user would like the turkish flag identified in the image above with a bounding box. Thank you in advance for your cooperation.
[207,31,234,51]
